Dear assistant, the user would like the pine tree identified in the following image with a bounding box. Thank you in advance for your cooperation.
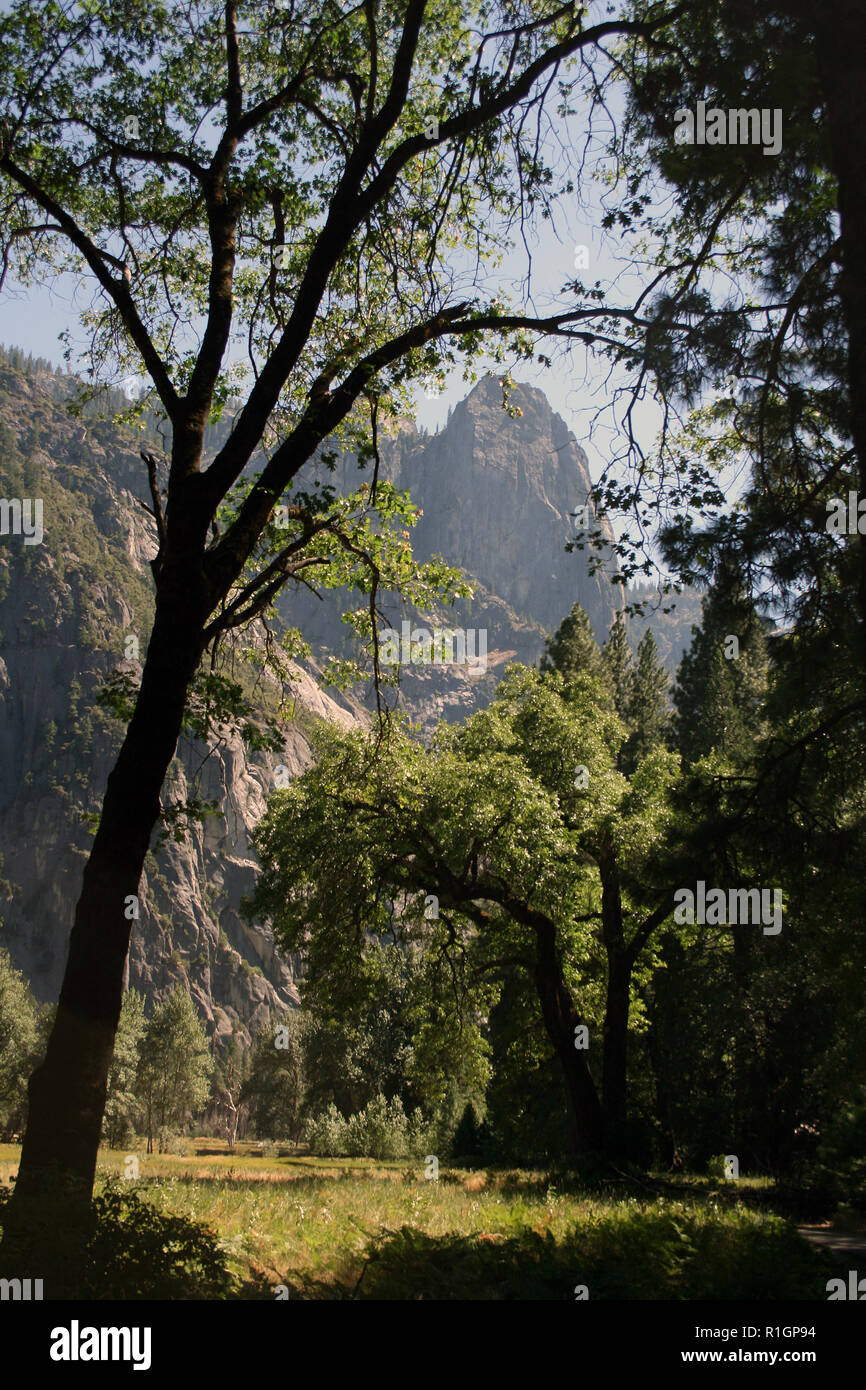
[627,629,670,767]
[674,588,768,767]
[603,613,635,720]
[452,1100,484,1164]
[541,601,607,685]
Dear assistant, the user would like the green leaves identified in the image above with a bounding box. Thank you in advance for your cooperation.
[248,632,680,1072]
[0,946,40,1131]
[135,983,212,1143]
[0,0,580,412]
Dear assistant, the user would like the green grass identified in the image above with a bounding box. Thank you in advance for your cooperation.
[0,1144,836,1299]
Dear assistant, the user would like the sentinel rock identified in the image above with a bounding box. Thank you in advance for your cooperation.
[396,376,620,639]
[287,375,622,730]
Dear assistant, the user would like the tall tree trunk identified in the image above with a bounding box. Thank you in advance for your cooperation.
[8,560,207,1213]
[602,954,631,1152]
[730,922,753,1164]
[811,0,866,690]
[646,1005,681,1171]
[599,840,631,1153]
[533,917,604,1154]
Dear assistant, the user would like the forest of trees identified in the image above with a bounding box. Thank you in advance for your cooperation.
[3,592,860,1195]
[246,594,865,1189]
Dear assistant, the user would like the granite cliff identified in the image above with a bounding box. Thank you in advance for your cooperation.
[0,352,622,1037]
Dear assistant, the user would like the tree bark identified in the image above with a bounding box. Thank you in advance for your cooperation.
[730,922,754,1165]
[602,954,631,1151]
[599,840,631,1152]
[9,540,208,1211]
[532,917,604,1154]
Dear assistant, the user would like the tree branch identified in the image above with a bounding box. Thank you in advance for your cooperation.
[202,2,690,505]
[0,155,180,418]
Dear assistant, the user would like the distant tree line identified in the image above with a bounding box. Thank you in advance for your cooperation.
[0,956,484,1162]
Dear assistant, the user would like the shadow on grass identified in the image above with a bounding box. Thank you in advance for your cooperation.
[0,1165,841,1301]
[494,1162,844,1223]
[0,1181,236,1299]
[283,1210,835,1301]
[93,1167,409,1190]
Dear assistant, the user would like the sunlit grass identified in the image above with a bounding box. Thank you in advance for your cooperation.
[0,1143,833,1298]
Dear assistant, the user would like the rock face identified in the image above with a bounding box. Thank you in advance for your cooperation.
[397,376,619,638]
[0,354,621,1035]
[285,375,622,729]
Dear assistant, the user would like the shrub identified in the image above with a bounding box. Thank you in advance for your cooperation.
[306,1095,430,1160]
[707,1153,733,1180]
[85,1185,234,1298]
[305,1102,346,1157]
[0,1182,235,1299]
[356,1095,407,1159]
[160,1132,194,1156]
[345,1205,833,1301]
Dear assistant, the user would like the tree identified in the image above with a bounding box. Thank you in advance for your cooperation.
[135,986,211,1154]
[483,964,572,1162]
[0,947,40,1135]
[602,612,634,721]
[244,916,491,1127]
[673,583,768,767]
[243,1013,305,1144]
[295,941,417,1119]
[451,1099,485,1163]
[102,989,146,1150]
[542,600,609,688]
[211,1035,250,1150]
[645,589,866,1174]
[599,0,866,1172]
[627,629,669,768]
[0,0,695,1210]
[543,608,679,1150]
[250,637,682,1157]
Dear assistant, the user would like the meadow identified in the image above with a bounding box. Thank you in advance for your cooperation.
[0,1142,841,1300]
